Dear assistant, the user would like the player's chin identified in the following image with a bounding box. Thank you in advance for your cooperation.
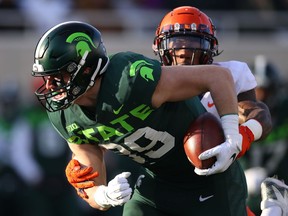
[177,60,192,65]
[177,57,199,65]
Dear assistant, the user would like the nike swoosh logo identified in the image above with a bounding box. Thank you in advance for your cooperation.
[230,153,237,161]
[113,104,124,115]
[207,102,214,108]
[199,195,214,202]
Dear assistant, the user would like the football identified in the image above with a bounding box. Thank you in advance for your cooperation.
[183,112,225,169]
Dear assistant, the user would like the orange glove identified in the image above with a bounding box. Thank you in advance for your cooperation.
[65,159,99,198]
[237,125,255,158]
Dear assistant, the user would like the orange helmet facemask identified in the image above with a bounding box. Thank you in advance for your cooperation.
[153,6,220,66]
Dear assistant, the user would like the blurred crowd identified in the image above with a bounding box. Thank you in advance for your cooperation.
[0,0,288,32]
[1,0,288,10]
[240,55,288,215]
[0,77,100,216]
[0,0,288,216]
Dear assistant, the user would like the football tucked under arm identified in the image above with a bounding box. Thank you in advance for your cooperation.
[183,112,225,169]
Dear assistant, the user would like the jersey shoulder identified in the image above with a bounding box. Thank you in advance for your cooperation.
[214,60,250,74]
[214,60,257,93]
[106,51,161,85]
[109,51,161,67]
[104,51,162,103]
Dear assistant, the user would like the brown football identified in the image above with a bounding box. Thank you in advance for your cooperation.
[183,112,225,169]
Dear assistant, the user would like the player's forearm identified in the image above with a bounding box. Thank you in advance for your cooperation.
[83,186,111,210]
[68,143,109,209]
[154,65,238,115]
[208,68,238,116]
[252,101,272,140]
[238,100,272,140]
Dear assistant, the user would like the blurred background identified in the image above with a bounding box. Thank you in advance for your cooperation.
[0,0,288,103]
[0,0,287,215]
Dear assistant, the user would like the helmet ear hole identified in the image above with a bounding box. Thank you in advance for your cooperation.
[67,62,78,73]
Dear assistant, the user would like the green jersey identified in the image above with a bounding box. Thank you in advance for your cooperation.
[48,52,247,215]
[48,51,205,177]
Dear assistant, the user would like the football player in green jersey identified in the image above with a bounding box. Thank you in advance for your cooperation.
[31,21,245,215]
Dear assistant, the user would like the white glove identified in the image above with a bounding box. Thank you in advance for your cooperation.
[194,115,242,176]
[94,172,132,208]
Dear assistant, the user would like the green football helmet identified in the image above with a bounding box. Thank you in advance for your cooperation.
[31,21,109,112]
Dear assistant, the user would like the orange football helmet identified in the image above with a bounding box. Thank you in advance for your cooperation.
[153,6,220,65]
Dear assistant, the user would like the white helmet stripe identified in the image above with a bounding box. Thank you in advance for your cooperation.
[88,57,109,88]
[34,21,83,58]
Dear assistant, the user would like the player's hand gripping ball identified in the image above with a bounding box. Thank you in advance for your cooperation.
[183,112,225,169]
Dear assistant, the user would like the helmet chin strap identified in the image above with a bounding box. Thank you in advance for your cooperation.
[88,58,103,88]
[71,50,89,80]
[89,56,110,87]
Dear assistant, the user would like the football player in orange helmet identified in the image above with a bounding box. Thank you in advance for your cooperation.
[152,6,276,216]
[153,6,219,66]
[153,5,271,167]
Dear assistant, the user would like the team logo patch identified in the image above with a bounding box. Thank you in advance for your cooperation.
[66,32,96,57]
[129,60,154,82]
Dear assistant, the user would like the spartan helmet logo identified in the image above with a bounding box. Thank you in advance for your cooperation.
[66,32,97,57]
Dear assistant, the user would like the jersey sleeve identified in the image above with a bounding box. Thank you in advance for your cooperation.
[201,61,257,118]
[215,61,257,94]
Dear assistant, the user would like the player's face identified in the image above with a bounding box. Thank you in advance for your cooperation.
[167,36,210,65]
[44,71,70,102]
